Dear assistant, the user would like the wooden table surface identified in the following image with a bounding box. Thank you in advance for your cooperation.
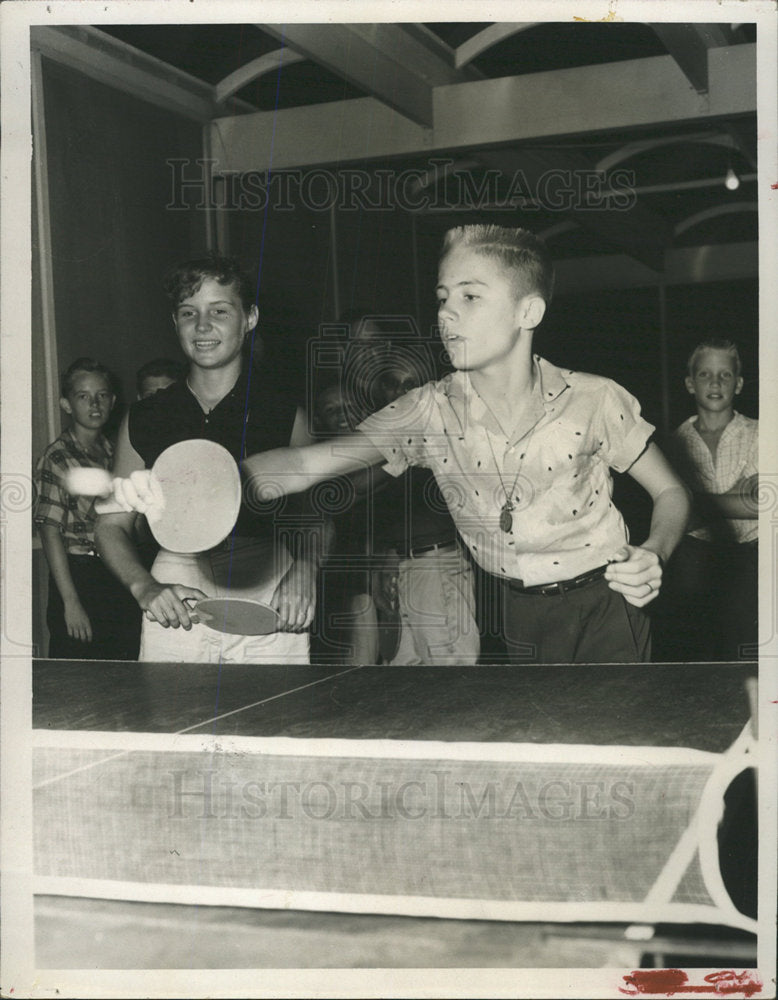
[33,661,755,752]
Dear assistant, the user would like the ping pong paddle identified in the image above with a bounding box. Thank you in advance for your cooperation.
[67,439,242,553]
[185,596,281,635]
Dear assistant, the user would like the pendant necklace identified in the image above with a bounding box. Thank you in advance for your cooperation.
[485,427,536,534]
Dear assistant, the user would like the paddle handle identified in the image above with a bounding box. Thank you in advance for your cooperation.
[183,598,213,622]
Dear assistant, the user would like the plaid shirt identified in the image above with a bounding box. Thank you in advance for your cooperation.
[670,412,758,544]
[34,427,114,554]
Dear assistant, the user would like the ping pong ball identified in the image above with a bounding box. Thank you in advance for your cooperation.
[624,924,655,941]
[66,467,112,496]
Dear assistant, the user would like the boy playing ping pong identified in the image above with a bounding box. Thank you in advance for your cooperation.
[95,255,324,663]
[35,358,141,659]
[240,225,691,663]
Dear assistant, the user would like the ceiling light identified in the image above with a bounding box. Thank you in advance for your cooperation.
[725,168,740,191]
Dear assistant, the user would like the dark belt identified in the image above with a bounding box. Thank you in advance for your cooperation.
[395,539,458,559]
[505,564,607,597]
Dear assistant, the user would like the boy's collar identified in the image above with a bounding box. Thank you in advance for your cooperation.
[444,356,570,436]
[448,355,569,405]
[533,355,569,403]
[65,425,110,456]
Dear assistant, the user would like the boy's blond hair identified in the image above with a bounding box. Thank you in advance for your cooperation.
[440,224,555,303]
[60,357,114,399]
[687,338,742,377]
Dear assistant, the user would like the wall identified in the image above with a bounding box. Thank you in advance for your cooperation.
[37,56,206,442]
[227,166,424,409]
[32,56,207,655]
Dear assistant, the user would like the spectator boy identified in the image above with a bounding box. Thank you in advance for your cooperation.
[136,357,185,400]
[658,339,758,661]
[34,358,141,659]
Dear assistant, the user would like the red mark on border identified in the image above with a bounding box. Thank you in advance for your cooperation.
[620,969,762,997]
[772,183,778,189]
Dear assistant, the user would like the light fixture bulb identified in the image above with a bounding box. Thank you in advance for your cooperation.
[725,167,740,191]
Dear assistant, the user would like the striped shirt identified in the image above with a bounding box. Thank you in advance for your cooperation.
[34,427,113,554]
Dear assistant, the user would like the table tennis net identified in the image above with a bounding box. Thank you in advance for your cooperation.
[33,734,756,932]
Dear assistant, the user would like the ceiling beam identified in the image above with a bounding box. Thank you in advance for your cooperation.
[477,148,671,272]
[650,23,740,94]
[674,202,758,238]
[554,242,758,295]
[722,120,758,170]
[30,25,255,121]
[402,23,484,76]
[211,45,755,172]
[455,23,538,69]
[434,44,754,150]
[214,49,306,106]
[595,131,739,173]
[258,23,480,127]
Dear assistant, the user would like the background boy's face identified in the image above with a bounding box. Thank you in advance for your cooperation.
[60,372,114,430]
[315,385,351,435]
[174,276,257,371]
[139,374,176,399]
[436,247,526,372]
[378,362,421,404]
[685,348,743,413]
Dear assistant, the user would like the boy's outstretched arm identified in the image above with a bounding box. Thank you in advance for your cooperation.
[242,431,386,502]
[605,442,691,607]
[268,407,337,633]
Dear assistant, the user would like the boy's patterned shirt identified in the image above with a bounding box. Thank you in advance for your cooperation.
[670,412,758,544]
[358,355,655,586]
[34,427,114,554]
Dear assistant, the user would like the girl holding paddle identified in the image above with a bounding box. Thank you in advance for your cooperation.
[95,255,324,663]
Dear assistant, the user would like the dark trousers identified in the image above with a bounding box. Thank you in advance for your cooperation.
[47,555,142,660]
[652,536,758,662]
[500,575,651,664]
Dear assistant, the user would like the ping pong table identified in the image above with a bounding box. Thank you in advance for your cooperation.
[33,661,757,951]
